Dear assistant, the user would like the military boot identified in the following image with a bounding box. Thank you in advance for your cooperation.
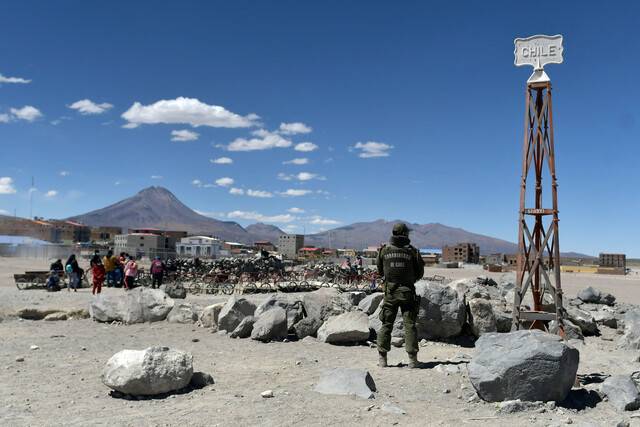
[378,352,388,368]
[408,353,419,369]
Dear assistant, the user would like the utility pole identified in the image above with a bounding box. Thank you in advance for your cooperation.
[29,176,34,219]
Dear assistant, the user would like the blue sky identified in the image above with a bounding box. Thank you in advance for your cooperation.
[0,1,639,256]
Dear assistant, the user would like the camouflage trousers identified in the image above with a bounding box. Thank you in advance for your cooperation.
[376,283,419,354]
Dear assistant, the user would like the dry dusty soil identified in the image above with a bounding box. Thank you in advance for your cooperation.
[2,257,640,426]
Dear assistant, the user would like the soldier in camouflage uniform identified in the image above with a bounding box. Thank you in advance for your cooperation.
[376,223,425,368]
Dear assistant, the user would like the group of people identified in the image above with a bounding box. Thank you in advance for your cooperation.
[45,250,166,295]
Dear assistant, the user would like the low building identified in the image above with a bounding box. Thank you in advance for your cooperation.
[0,216,58,242]
[255,241,277,252]
[176,236,223,258]
[599,253,626,269]
[363,246,381,258]
[337,248,357,258]
[485,253,505,266]
[47,220,91,243]
[278,234,304,259]
[298,247,324,259]
[130,228,187,240]
[442,243,480,264]
[114,233,176,259]
[90,226,122,244]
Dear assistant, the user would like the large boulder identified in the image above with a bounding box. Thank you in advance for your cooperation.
[619,309,640,349]
[358,293,384,315]
[89,288,175,324]
[293,317,324,340]
[592,308,618,329]
[314,368,376,399]
[468,298,497,337]
[468,330,579,402]
[199,303,225,330]
[415,281,466,339]
[550,319,584,341]
[577,287,616,306]
[346,291,367,306]
[164,283,186,299]
[601,375,640,411]
[368,305,404,338]
[254,294,304,332]
[251,307,288,342]
[167,303,201,324]
[566,307,599,336]
[230,316,256,339]
[102,346,193,396]
[218,296,257,332]
[317,311,370,344]
[302,288,352,322]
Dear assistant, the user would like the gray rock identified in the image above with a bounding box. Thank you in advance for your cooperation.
[592,308,618,329]
[601,375,640,411]
[189,371,214,388]
[358,293,384,315]
[254,294,304,332]
[89,288,175,324]
[566,307,599,336]
[415,281,466,339]
[302,288,352,322]
[468,298,497,337]
[346,291,367,306]
[497,400,550,414]
[468,330,579,402]
[492,303,513,333]
[102,346,193,395]
[199,303,225,330]
[230,316,256,338]
[164,284,186,299]
[317,311,370,344]
[368,305,405,339]
[577,287,616,306]
[251,307,288,342]
[314,368,376,399]
[218,296,257,332]
[619,309,640,349]
[44,312,68,321]
[391,336,405,347]
[550,319,584,341]
[166,303,200,324]
[293,316,324,339]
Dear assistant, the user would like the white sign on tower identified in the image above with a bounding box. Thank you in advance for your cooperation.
[514,34,564,83]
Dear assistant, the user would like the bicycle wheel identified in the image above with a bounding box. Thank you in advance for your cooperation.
[220,283,234,295]
[243,282,258,294]
[15,278,30,290]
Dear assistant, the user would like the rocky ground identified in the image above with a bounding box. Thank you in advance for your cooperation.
[2,256,640,426]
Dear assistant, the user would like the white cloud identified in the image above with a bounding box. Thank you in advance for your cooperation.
[279,189,312,197]
[211,157,233,165]
[151,175,163,180]
[247,189,273,198]
[278,122,312,135]
[277,173,293,181]
[279,172,323,181]
[352,141,394,158]
[44,190,58,198]
[121,97,259,128]
[0,114,9,123]
[229,188,245,195]
[195,209,227,218]
[0,209,9,215]
[10,106,42,122]
[59,171,70,177]
[68,99,113,115]
[288,207,305,214]
[0,73,31,84]
[114,181,121,186]
[227,130,292,151]
[215,177,234,187]
[283,158,309,165]
[191,179,203,187]
[309,215,340,226]
[227,210,296,223]
[294,142,318,152]
[0,177,17,194]
[171,129,199,142]
[283,224,300,231]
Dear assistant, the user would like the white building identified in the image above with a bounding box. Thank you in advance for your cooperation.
[114,233,176,259]
[176,236,223,258]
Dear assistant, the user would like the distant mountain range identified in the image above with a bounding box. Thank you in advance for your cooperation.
[67,186,587,256]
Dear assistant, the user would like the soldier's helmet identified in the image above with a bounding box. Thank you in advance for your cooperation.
[392,222,411,236]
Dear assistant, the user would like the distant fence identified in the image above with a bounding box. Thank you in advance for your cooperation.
[0,244,74,260]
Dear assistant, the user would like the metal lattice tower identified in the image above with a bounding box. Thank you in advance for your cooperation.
[512,80,565,332]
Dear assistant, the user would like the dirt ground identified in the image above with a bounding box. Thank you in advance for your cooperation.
[1,256,640,426]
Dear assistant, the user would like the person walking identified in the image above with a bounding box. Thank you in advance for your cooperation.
[376,223,425,368]
[91,260,106,295]
[150,256,165,289]
[90,250,101,268]
[123,255,138,290]
[65,254,81,292]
